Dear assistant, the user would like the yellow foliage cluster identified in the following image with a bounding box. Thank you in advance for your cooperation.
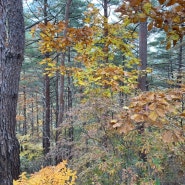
[31,3,139,95]
[13,161,76,185]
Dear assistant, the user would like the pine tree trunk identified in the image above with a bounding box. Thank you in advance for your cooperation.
[138,21,148,163]
[31,94,34,135]
[103,0,109,63]
[0,0,25,184]
[42,0,51,156]
[177,37,183,87]
[55,0,72,163]
[57,0,72,142]
[138,21,148,91]
[36,92,39,134]
[23,85,27,135]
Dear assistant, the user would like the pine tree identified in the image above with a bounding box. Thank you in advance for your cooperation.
[0,0,25,184]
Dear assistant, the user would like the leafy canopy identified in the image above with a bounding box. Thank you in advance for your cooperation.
[116,0,185,49]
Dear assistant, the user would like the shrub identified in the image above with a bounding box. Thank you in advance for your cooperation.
[14,161,76,185]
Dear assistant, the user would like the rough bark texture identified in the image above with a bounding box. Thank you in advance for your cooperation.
[138,22,148,163]
[0,0,25,184]
[138,21,148,91]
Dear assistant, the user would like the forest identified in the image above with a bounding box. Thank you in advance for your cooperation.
[0,0,184,185]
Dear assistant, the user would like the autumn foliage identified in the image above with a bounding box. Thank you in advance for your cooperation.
[116,0,185,48]
[13,161,76,185]
[17,0,185,185]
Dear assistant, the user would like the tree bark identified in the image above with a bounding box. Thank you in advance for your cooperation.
[42,0,51,156]
[0,0,25,184]
[103,0,109,63]
[177,37,183,87]
[23,85,27,135]
[56,0,72,142]
[138,21,148,91]
[137,22,148,163]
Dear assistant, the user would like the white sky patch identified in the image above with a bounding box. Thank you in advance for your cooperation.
[91,0,119,23]
[23,0,33,6]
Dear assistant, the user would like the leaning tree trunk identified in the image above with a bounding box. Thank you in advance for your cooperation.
[0,0,25,185]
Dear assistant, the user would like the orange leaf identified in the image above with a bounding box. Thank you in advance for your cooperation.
[131,114,145,122]
[158,0,166,4]
[148,103,156,111]
[110,119,118,125]
[118,123,134,134]
[148,21,153,31]
[162,131,173,143]
[156,108,165,117]
[166,41,171,50]
[179,111,185,117]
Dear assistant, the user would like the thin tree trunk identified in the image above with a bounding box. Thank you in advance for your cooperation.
[23,85,27,135]
[55,67,59,143]
[138,21,148,91]
[103,0,109,63]
[36,92,39,134]
[56,0,72,163]
[42,0,51,156]
[0,0,25,184]
[177,37,183,87]
[67,47,73,160]
[31,94,34,135]
[57,0,72,142]
[137,21,148,164]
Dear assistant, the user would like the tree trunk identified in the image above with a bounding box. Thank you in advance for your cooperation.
[137,22,148,163]
[55,0,72,163]
[31,94,34,135]
[0,0,25,184]
[103,0,109,63]
[43,72,51,155]
[23,85,27,135]
[177,37,183,87]
[42,0,51,156]
[56,0,72,142]
[138,21,148,91]
[36,92,39,134]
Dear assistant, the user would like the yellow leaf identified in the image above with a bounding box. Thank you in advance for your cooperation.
[143,2,152,14]
[138,13,147,22]
[113,75,118,80]
[94,76,101,82]
[148,111,158,121]
[173,16,180,23]
[78,80,86,86]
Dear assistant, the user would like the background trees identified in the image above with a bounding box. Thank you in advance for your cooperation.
[13,0,185,184]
